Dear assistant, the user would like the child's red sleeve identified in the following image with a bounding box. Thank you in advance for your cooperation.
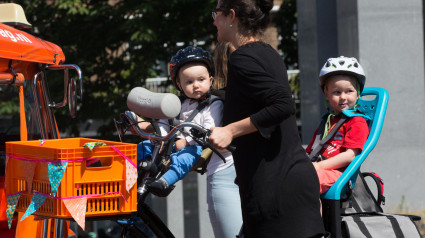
[342,117,369,152]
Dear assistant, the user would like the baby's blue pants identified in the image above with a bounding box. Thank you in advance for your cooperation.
[137,141,202,185]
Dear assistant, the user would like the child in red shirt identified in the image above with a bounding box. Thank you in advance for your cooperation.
[306,56,369,194]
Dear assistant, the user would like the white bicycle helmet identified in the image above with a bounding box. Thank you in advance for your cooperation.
[319,56,366,93]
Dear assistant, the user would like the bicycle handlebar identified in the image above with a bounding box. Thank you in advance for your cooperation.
[124,111,235,155]
[125,111,205,140]
[115,110,236,202]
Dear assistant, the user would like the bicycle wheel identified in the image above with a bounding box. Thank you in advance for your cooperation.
[120,225,151,238]
[117,217,155,238]
[137,203,175,238]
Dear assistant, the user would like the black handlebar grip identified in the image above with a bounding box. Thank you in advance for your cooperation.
[206,129,236,153]
[227,144,236,153]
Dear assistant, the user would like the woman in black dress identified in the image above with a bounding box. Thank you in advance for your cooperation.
[209,0,325,237]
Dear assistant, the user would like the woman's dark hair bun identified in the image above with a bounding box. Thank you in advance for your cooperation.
[257,0,273,13]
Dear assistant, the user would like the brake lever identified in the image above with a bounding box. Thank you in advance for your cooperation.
[189,128,226,163]
[113,113,132,142]
[207,144,226,163]
[196,129,237,163]
[197,137,227,163]
[204,130,236,153]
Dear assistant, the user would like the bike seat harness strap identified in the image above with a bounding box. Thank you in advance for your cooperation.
[185,94,223,123]
[168,93,222,125]
[168,94,225,174]
[308,109,371,162]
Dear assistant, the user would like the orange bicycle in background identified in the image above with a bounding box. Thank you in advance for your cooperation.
[0,3,82,237]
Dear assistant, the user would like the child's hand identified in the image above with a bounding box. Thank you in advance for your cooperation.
[128,120,153,135]
[138,121,153,132]
[175,138,188,151]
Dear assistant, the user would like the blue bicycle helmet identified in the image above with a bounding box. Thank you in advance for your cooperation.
[169,46,214,89]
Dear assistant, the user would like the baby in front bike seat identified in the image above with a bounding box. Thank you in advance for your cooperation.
[305,56,370,194]
[137,46,233,197]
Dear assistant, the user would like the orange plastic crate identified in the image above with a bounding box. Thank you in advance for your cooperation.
[5,138,137,219]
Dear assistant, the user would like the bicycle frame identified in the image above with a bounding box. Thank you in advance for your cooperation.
[114,111,217,238]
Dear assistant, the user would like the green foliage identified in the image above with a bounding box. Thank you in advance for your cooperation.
[288,73,300,98]
[0,101,19,115]
[273,0,298,68]
[14,0,216,137]
[0,85,19,116]
[11,0,297,138]
[274,0,300,103]
[55,0,90,15]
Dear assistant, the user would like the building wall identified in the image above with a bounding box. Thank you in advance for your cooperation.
[357,0,425,211]
[298,0,425,211]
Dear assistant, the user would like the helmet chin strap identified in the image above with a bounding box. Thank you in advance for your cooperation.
[179,89,212,103]
[354,83,361,109]
[323,100,338,139]
[199,91,211,102]
[323,113,335,140]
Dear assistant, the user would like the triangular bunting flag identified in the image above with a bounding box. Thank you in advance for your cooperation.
[48,162,68,196]
[126,159,137,193]
[63,197,87,230]
[6,193,21,229]
[83,142,107,151]
[22,161,37,192]
[20,193,47,221]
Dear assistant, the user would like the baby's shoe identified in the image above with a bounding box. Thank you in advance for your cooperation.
[143,177,175,197]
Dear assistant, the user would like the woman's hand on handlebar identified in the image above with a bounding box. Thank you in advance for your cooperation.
[209,126,233,150]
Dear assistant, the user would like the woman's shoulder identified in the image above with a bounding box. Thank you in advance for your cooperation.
[232,41,280,63]
[235,41,271,53]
